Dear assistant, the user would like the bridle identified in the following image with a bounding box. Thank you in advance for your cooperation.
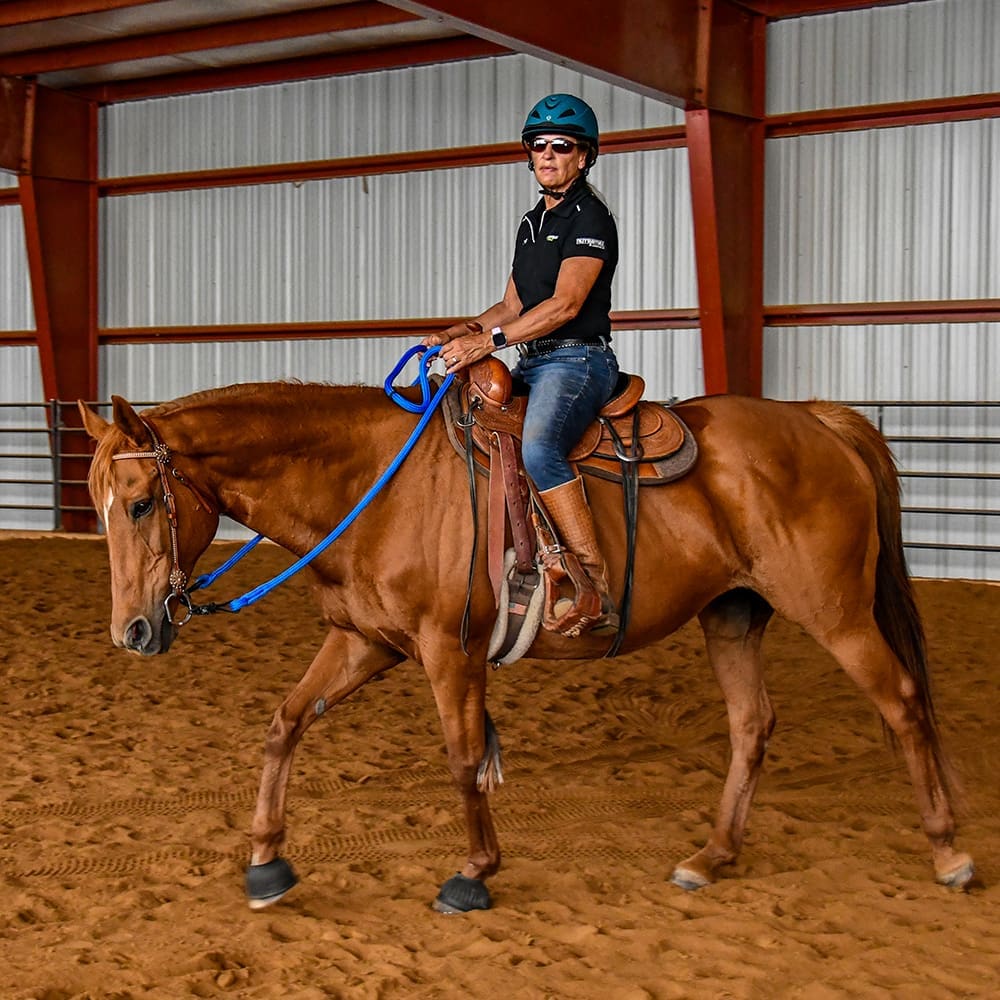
[112,418,215,627]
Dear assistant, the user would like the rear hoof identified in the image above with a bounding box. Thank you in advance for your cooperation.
[246,857,298,910]
[671,865,712,891]
[433,873,491,914]
[936,856,976,891]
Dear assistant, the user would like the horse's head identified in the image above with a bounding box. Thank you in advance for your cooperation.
[80,396,220,655]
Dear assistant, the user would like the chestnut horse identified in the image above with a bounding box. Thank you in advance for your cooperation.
[79,382,975,912]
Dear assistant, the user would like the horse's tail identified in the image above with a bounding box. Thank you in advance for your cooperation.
[805,401,956,793]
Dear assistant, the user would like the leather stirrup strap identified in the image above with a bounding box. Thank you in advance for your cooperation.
[487,437,507,605]
[488,430,536,606]
[459,411,479,654]
[497,432,535,574]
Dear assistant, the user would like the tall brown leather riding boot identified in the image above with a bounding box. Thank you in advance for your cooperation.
[538,477,619,636]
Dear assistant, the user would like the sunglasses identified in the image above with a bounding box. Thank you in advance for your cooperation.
[526,136,580,155]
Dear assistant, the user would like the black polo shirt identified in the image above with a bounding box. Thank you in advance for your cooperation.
[511,181,618,344]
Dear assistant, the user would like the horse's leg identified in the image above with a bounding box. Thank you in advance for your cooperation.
[246,626,402,909]
[812,616,975,888]
[673,589,775,890]
[423,653,499,913]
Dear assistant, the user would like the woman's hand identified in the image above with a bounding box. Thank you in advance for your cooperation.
[442,324,492,374]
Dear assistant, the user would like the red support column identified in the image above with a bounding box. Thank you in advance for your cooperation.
[17,80,99,531]
[686,108,765,396]
[685,1,766,396]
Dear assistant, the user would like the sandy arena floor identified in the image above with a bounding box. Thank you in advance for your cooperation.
[0,535,998,999]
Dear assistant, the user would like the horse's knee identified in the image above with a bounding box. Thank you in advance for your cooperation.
[263,709,303,756]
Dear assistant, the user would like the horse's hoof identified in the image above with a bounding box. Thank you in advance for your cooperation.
[671,866,712,891]
[246,857,298,910]
[936,857,976,891]
[433,873,491,914]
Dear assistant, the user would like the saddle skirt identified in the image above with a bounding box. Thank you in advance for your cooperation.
[451,357,698,485]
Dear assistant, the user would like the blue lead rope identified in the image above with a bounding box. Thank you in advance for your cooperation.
[188,345,453,614]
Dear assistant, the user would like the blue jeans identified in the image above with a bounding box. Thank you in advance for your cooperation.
[512,344,620,491]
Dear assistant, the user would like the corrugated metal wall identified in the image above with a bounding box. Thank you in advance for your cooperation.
[100,150,695,324]
[767,0,1000,111]
[765,120,1000,304]
[101,55,682,173]
[0,346,49,532]
[766,0,999,580]
[0,204,33,330]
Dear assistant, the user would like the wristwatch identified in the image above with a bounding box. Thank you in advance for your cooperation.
[490,326,507,349]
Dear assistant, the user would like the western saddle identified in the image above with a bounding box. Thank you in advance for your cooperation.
[444,356,697,663]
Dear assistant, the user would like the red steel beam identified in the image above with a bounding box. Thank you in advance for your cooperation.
[0,1,162,27]
[741,0,918,17]
[98,310,701,345]
[768,93,1000,137]
[72,35,505,103]
[684,0,767,396]
[99,126,686,195]
[765,300,1000,326]
[687,109,766,395]
[0,76,32,172]
[94,300,1000,349]
[384,0,757,114]
[0,2,421,75]
[18,82,99,531]
[0,329,36,345]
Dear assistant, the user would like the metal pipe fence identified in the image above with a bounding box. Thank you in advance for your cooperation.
[0,398,997,570]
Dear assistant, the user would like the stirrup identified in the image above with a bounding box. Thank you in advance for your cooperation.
[541,548,602,638]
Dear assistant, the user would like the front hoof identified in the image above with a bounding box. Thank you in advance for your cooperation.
[936,855,976,891]
[671,865,712,891]
[246,857,298,910]
[433,873,491,914]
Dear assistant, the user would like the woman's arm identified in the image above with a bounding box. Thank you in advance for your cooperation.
[421,276,523,347]
[439,257,602,372]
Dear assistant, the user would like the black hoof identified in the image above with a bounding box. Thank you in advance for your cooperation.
[433,873,492,914]
[246,857,298,910]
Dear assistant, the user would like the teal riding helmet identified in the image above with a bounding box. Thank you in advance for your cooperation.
[521,93,600,169]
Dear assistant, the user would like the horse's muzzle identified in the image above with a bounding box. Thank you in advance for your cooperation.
[119,615,174,655]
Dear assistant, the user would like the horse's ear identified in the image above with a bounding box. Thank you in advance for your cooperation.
[111,395,152,448]
[78,400,111,442]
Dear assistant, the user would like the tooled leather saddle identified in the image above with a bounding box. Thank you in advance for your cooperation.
[452,357,698,485]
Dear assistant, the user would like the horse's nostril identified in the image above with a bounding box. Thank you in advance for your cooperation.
[124,617,153,651]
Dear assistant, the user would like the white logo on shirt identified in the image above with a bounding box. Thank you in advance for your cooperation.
[576,237,605,249]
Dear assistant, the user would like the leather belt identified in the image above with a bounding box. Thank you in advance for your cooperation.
[517,336,609,358]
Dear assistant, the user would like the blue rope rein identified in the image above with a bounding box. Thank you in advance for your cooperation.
[187,345,453,614]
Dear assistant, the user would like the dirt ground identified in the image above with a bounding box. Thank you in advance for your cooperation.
[0,534,998,999]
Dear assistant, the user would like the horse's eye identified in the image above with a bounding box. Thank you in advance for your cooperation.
[130,498,154,520]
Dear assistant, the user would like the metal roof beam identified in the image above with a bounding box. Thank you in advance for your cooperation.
[383,0,761,114]
[0,2,420,75]
[0,0,162,28]
[71,35,504,103]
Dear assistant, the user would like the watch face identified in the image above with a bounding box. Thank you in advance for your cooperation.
[491,327,506,348]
